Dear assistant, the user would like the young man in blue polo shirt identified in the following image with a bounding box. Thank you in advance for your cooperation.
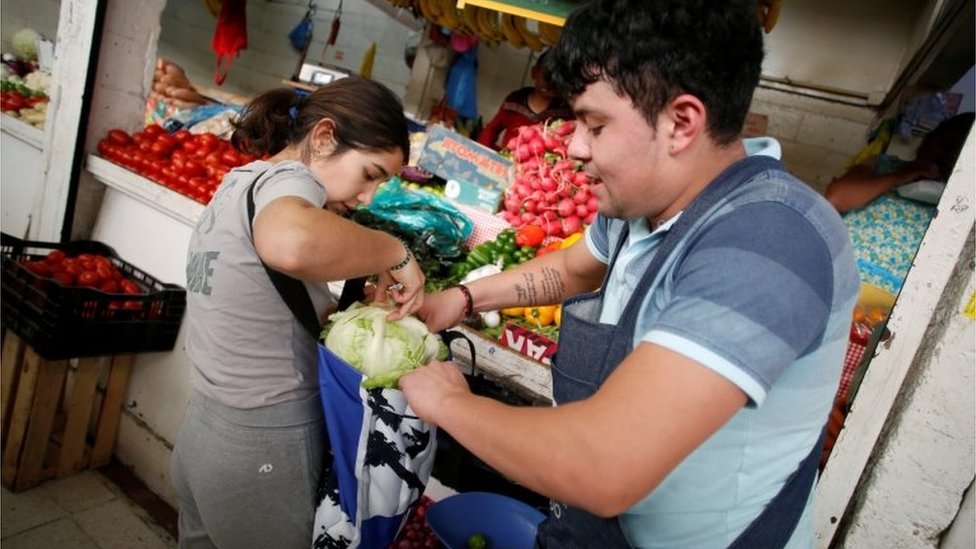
[404,1,859,547]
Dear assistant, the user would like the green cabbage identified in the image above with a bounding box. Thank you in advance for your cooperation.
[322,302,440,389]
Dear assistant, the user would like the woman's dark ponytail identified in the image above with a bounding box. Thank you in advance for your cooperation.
[231,77,409,161]
[231,88,303,156]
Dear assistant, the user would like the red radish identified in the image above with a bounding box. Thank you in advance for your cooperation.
[561,215,582,235]
[576,204,589,218]
[556,198,576,217]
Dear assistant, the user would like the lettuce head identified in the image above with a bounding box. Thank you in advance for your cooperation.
[322,302,441,389]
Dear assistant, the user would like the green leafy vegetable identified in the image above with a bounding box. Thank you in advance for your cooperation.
[322,302,440,389]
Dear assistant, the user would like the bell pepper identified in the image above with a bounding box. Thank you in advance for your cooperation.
[500,306,525,317]
[554,305,562,327]
[560,232,584,249]
[515,225,546,248]
[524,305,558,328]
[534,241,562,258]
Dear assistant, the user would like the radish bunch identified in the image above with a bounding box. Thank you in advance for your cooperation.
[500,119,597,238]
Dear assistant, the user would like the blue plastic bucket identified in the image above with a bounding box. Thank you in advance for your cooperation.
[425,491,546,549]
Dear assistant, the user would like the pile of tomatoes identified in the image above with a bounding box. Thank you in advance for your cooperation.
[97,124,255,204]
[20,249,144,295]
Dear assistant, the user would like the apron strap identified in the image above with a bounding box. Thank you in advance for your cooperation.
[616,155,781,332]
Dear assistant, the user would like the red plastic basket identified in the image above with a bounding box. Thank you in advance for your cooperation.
[1,233,186,360]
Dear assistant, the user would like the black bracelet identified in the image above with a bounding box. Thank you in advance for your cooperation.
[390,240,413,271]
[450,284,474,317]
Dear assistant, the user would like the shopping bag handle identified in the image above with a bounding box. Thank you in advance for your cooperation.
[439,329,476,372]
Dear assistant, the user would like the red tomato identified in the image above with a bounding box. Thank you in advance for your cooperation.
[52,272,74,286]
[197,133,219,148]
[181,160,206,178]
[172,129,191,143]
[180,139,199,154]
[99,280,120,293]
[47,249,66,263]
[143,124,165,138]
[204,151,223,166]
[23,260,52,277]
[150,136,175,157]
[121,279,142,295]
[107,129,131,146]
[77,270,102,287]
[220,149,242,167]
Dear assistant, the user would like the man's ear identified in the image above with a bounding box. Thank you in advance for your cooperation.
[665,94,707,155]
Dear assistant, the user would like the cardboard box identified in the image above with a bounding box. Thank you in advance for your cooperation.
[418,125,512,212]
[499,322,558,366]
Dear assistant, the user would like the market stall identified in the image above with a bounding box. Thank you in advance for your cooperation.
[1,1,973,547]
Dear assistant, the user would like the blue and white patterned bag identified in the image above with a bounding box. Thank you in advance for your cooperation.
[311,343,437,549]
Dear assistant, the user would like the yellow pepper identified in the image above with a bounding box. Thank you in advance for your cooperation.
[560,232,584,249]
[500,306,525,317]
[524,305,558,328]
[554,305,562,327]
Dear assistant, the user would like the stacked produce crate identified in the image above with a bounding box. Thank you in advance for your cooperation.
[0,233,186,491]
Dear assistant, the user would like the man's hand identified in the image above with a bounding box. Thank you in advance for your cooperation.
[400,360,471,424]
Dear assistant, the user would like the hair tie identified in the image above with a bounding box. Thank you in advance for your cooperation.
[288,104,300,122]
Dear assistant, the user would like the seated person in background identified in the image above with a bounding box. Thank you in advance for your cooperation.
[476,50,574,151]
[825,112,974,296]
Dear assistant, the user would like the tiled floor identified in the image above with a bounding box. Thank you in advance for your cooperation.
[1,470,176,548]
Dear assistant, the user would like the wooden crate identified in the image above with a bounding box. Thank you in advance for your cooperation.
[0,330,132,491]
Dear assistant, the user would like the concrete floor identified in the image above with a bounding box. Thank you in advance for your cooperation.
[1,471,176,548]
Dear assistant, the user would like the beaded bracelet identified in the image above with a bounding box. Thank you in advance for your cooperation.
[450,284,474,317]
[390,240,413,271]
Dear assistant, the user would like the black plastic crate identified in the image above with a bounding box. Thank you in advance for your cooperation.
[1,233,186,360]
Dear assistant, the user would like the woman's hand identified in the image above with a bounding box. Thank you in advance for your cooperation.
[374,250,425,320]
[417,287,469,333]
[400,360,471,424]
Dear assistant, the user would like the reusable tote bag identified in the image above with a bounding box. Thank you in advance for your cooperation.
[246,178,439,548]
[312,343,437,548]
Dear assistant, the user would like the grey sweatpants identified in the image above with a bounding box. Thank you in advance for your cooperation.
[171,391,326,549]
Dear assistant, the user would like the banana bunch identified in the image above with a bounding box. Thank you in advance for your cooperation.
[537,21,563,47]
[500,13,543,51]
[461,4,504,44]
[415,0,450,28]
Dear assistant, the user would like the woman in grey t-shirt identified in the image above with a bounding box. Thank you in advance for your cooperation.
[171,77,425,548]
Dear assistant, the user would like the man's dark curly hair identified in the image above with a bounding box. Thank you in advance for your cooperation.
[547,0,765,146]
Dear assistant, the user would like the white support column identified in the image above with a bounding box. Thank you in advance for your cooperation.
[815,128,976,546]
[30,0,102,241]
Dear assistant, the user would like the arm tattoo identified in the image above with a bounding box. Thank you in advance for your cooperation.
[514,267,566,305]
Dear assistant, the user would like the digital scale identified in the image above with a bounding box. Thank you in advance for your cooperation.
[297,63,351,86]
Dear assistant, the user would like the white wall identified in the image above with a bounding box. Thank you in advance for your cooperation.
[157,0,418,101]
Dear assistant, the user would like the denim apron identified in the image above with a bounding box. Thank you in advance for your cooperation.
[535,156,825,549]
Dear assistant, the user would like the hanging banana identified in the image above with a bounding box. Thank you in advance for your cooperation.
[437,0,462,30]
[537,21,562,47]
[476,7,504,43]
[500,13,526,48]
[513,15,544,52]
[461,3,481,36]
